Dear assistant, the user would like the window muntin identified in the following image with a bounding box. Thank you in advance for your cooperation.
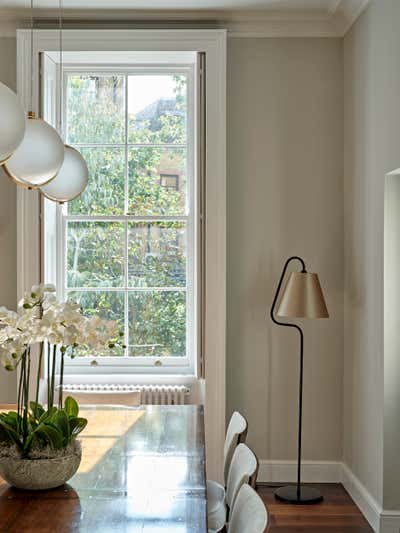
[61,67,196,372]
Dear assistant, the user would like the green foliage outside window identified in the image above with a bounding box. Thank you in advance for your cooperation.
[64,74,189,358]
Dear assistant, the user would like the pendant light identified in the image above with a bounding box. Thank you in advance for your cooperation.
[41,0,88,203]
[40,0,88,203]
[4,0,64,189]
[0,82,25,165]
[41,145,88,202]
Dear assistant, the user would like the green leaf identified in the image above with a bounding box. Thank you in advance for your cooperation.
[0,425,13,445]
[30,401,45,421]
[0,419,22,448]
[52,410,70,444]
[38,406,57,424]
[64,396,79,418]
[1,411,20,432]
[35,424,63,449]
[69,417,88,438]
[22,432,36,456]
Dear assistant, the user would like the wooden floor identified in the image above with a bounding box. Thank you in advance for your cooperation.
[257,483,373,532]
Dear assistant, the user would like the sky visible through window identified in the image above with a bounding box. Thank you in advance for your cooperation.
[62,71,192,363]
[128,75,177,115]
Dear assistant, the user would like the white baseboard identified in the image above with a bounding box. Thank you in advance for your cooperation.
[380,511,400,533]
[341,462,382,532]
[258,460,342,483]
[258,460,400,533]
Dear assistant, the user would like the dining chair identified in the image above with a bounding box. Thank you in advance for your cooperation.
[228,483,268,533]
[223,411,248,483]
[208,443,259,533]
[207,411,248,532]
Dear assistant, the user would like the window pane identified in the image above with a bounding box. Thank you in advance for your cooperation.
[128,75,186,144]
[128,147,186,215]
[128,291,186,357]
[128,222,186,288]
[67,291,124,356]
[66,75,125,144]
[68,147,125,215]
[67,222,124,288]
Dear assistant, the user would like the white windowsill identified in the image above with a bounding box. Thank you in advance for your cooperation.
[63,374,200,386]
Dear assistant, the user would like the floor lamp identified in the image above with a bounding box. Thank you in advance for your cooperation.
[270,256,329,504]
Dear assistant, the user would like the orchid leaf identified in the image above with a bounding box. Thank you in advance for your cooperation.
[64,396,79,418]
[30,401,45,421]
[35,423,63,449]
[0,419,22,448]
[69,417,87,438]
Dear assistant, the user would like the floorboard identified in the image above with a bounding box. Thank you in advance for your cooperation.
[257,483,373,533]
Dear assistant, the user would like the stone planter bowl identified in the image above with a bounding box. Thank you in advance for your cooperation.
[0,448,81,490]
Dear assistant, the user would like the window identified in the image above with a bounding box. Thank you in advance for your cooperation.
[55,63,197,374]
[160,174,180,191]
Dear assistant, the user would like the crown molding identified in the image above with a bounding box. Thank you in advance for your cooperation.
[0,0,370,38]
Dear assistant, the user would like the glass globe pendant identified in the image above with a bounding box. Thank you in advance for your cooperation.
[41,145,88,203]
[0,82,26,165]
[3,111,65,189]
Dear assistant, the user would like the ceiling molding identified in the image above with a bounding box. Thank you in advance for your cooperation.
[0,0,370,39]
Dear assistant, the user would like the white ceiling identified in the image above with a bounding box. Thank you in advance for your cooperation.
[0,0,369,37]
[0,0,343,11]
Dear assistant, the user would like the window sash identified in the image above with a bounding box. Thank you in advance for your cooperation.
[58,64,196,374]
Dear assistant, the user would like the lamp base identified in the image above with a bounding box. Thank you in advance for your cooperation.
[274,485,323,504]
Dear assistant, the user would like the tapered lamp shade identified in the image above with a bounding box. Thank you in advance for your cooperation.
[4,115,64,189]
[41,145,88,203]
[277,272,329,319]
[0,82,25,164]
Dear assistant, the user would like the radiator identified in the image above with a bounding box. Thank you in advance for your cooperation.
[61,384,190,405]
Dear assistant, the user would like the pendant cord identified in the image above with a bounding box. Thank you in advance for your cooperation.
[30,0,33,113]
[58,0,63,138]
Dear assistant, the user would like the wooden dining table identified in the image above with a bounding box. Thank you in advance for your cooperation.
[0,404,207,532]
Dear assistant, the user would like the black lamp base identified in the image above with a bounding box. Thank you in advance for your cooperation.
[274,485,323,504]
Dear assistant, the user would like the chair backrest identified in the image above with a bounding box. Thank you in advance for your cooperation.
[226,443,259,510]
[229,484,268,533]
[224,411,248,483]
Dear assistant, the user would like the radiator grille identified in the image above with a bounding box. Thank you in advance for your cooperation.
[62,384,190,405]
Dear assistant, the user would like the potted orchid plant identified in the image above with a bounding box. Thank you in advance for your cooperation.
[0,283,122,490]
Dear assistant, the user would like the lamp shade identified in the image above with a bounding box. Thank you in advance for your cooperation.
[4,115,64,189]
[277,272,329,319]
[41,145,88,203]
[0,82,25,164]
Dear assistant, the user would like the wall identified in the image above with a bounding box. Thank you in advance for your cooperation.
[0,34,345,468]
[344,0,400,511]
[227,38,344,465]
[0,37,17,403]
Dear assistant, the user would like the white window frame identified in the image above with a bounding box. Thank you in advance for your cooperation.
[16,29,226,483]
[56,64,197,375]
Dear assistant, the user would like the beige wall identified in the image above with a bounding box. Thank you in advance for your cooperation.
[227,38,344,463]
[0,37,17,403]
[344,0,400,510]
[0,34,346,467]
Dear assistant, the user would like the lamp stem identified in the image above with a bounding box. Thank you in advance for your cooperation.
[270,256,323,504]
[297,326,303,499]
[270,256,306,499]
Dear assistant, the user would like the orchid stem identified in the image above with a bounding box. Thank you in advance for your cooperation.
[35,341,44,409]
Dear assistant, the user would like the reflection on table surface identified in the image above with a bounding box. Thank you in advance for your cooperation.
[0,405,207,532]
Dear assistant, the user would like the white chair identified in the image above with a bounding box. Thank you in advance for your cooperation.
[208,443,258,533]
[228,484,268,533]
[206,411,247,531]
[223,411,248,483]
